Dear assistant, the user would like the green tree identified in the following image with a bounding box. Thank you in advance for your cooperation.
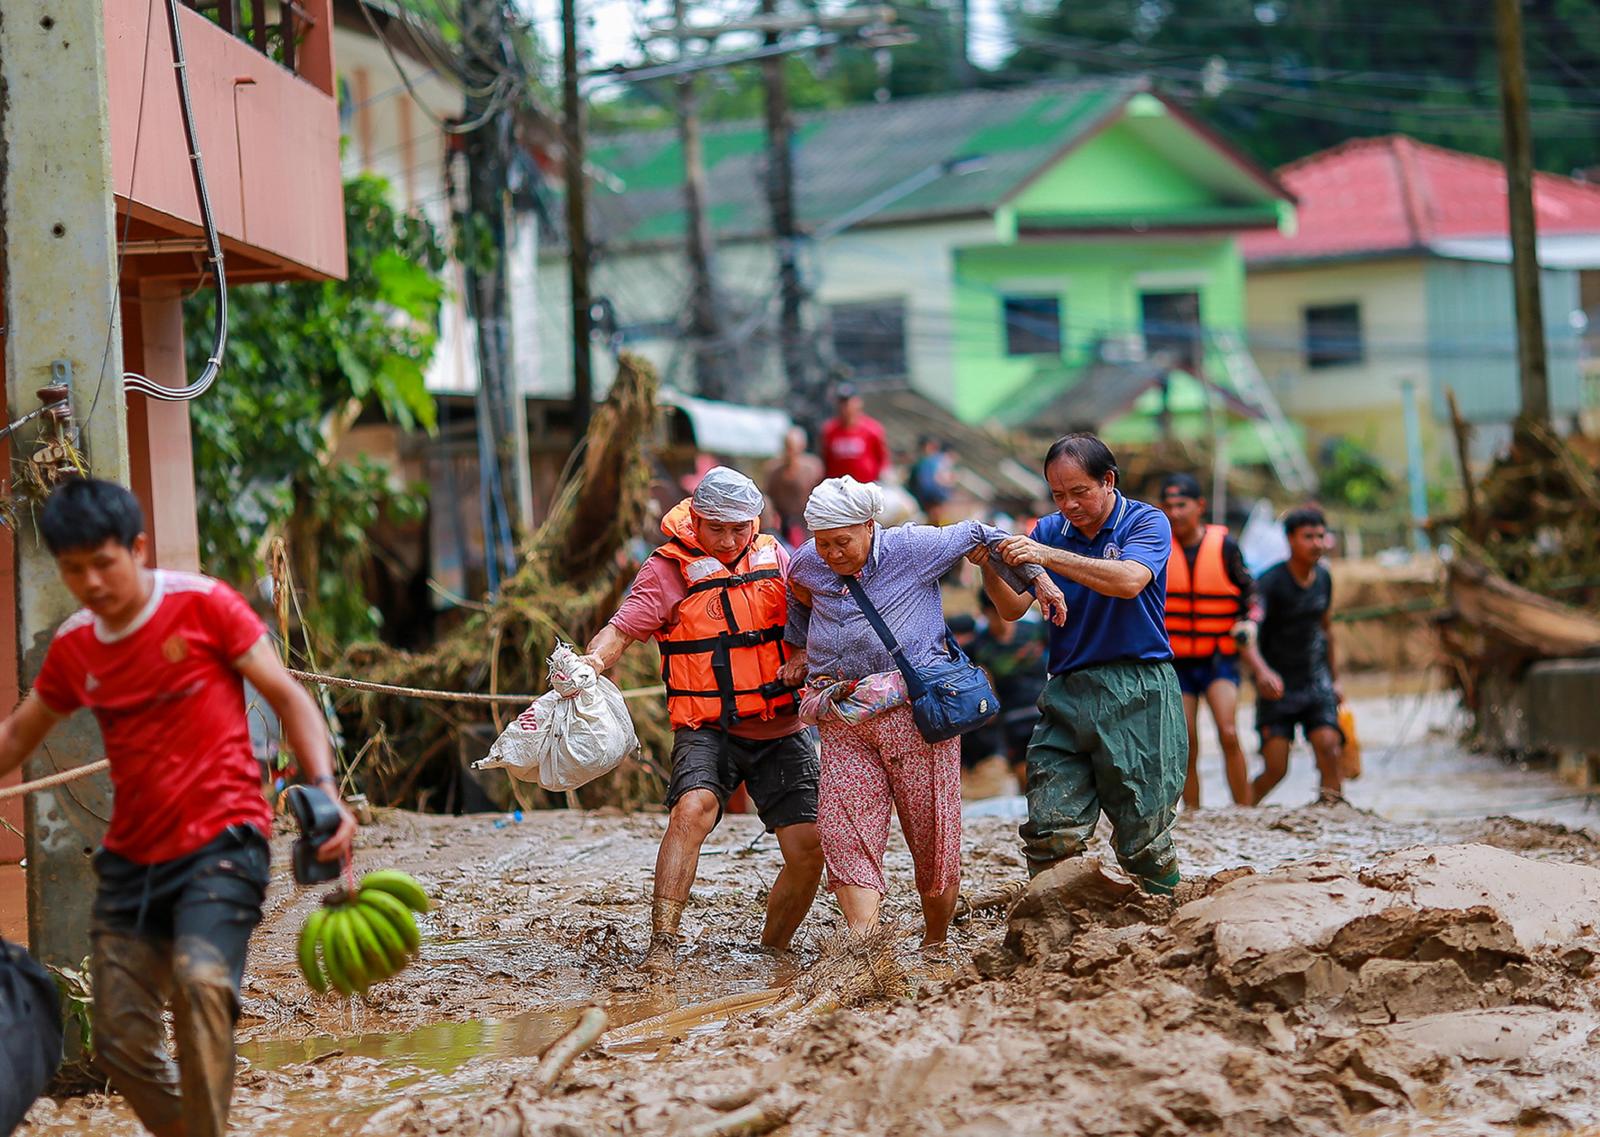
[1003,0,1600,174]
[185,173,446,653]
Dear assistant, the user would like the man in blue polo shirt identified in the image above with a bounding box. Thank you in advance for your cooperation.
[978,433,1186,893]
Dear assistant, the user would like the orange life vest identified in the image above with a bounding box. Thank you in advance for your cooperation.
[652,502,795,731]
[1164,525,1242,659]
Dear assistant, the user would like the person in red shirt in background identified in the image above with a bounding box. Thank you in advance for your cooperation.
[820,383,890,483]
[0,479,355,1137]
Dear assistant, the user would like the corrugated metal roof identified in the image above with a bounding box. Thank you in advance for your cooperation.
[658,389,794,458]
[1243,135,1600,266]
[588,79,1147,248]
[998,357,1262,432]
[857,387,1047,505]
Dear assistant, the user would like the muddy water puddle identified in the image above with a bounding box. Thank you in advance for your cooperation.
[24,976,787,1136]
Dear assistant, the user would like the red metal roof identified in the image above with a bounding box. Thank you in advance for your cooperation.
[1241,135,1600,265]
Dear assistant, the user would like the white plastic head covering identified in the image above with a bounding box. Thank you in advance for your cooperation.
[804,476,885,531]
[689,465,765,522]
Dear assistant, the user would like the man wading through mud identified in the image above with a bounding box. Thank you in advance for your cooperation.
[0,479,356,1137]
[980,434,1187,893]
[580,467,823,973]
[1251,506,1346,806]
[1158,473,1266,808]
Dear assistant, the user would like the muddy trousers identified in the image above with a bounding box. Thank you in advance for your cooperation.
[89,826,269,1137]
[1020,662,1186,891]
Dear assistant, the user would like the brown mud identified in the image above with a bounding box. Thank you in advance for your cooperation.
[20,793,1600,1137]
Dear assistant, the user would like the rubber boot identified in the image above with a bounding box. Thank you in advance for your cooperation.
[1137,868,1182,896]
[642,896,685,975]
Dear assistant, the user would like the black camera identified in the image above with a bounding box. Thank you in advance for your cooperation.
[285,784,343,885]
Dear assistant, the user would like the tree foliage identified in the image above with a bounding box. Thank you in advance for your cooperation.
[596,0,1600,176]
[185,174,447,652]
[1003,0,1600,174]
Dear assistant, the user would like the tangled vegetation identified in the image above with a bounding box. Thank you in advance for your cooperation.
[185,173,445,653]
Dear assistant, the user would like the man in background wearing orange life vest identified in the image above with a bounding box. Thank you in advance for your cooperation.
[580,467,822,975]
[1159,474,1267,808]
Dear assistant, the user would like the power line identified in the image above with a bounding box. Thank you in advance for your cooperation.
[951,19,1600,120]
[356,0,526,134]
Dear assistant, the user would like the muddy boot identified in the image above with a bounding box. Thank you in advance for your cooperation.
[642,897,685,975]
[1136,868,1181,896]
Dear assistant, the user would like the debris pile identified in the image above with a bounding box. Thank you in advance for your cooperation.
[343,354,672,812]
[1436,423,1600,741]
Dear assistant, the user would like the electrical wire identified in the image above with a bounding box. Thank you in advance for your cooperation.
[120,0,228,404]
[951,20,1600,128]
[82,0,158,432]
[357,0,525,134]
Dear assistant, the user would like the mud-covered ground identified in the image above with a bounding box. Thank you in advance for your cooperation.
[21,689,1600,1136]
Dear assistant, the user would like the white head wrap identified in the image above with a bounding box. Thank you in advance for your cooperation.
[803,476,885,531]
[689,465,765,522]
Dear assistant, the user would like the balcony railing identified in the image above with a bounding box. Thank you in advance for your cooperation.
[182,0,314,73]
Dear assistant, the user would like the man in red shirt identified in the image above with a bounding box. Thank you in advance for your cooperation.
[819,383,890,483]
[0,479,355,1137]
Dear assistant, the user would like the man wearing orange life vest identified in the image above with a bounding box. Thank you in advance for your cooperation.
[580,467,822,974]
[1159,474,1268,808]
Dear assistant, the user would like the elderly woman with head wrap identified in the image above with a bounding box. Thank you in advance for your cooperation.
[780,477,1067,947]
[580,466,824,974]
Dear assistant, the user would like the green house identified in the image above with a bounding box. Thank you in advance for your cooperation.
[544,78,1298,456]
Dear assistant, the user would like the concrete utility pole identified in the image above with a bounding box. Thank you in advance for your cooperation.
[759,0,815,416]
[1494,0,1551,430]
[457,0,535,537]
[671,1,729,399]
[562,0,594,444]
[0,0,132,965]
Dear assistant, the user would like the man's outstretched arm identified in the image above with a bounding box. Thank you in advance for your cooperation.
[582,624,638,674]
[0,694,63,781]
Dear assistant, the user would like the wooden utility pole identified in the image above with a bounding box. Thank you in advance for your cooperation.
[562,0,594,443]
[1494,0,1551,430]
[0,0,131,965]
[458,0,535,536]
[672,2,728,399]
[759,0,814,415]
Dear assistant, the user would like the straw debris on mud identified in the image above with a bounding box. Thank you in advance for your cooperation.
[340,352,673,813]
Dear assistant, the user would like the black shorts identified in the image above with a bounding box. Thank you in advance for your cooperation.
[1256,687,1343,746]
[1173,654,1241,696]
[92,824,270,996]
[665,727,819,832]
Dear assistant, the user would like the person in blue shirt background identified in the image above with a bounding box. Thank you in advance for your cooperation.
[976,433,1187,894]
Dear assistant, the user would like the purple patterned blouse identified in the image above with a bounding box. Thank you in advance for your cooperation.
[785,521,1040,681]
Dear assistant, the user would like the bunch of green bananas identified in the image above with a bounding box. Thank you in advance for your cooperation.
[297,870,431,997]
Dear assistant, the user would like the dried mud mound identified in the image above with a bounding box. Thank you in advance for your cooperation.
[484,843,1600,1137]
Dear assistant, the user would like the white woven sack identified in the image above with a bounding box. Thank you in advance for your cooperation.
[474,643,639,792]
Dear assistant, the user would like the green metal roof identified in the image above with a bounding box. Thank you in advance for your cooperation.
[588,79,1149,248]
